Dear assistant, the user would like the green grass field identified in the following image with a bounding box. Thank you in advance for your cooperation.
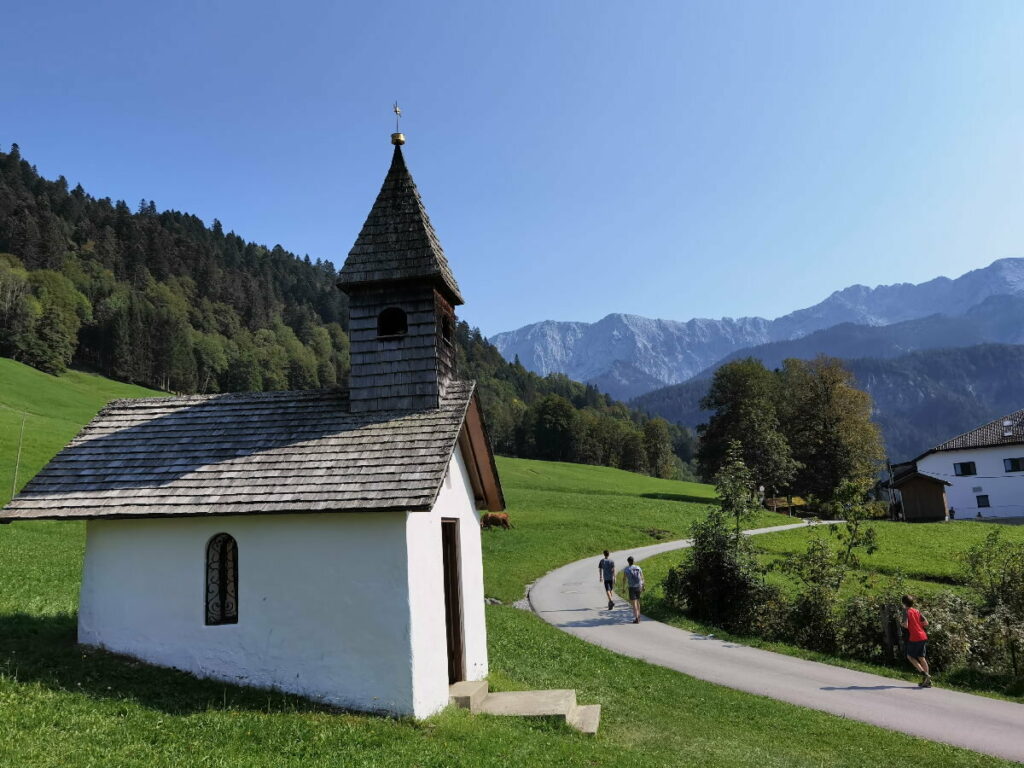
[0,359,163,507]
[0,359,1013,766]
[755,520,1024,587]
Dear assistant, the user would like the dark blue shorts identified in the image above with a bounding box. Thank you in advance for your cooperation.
[628,587,643,601]
[604,580,614,592]
[905,640,927,658]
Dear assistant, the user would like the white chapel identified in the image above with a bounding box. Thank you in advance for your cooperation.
[0,132,505,719]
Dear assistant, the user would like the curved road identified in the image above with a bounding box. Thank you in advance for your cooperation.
[529,522,1024,763]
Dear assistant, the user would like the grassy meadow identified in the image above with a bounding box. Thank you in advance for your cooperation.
[755,520,1024,588]
[0,358,163,507]
[0,359,1015,766]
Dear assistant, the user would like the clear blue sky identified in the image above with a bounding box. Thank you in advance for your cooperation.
[4,1,1023,336]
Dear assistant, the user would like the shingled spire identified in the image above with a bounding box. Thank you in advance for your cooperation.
[338,144,463,305]
[339,138,462,413]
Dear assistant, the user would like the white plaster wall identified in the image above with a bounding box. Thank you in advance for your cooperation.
[919,446,1024,518]
[79,512,418,715]
[405,446,488,718]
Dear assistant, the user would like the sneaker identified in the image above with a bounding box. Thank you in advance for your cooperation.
[608,600,614,610]
[919,676,932,688]
[633,618,640,624]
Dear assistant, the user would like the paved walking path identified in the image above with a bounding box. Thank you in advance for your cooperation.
[529,522,1024,763]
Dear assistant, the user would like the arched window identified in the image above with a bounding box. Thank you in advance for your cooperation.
[377,307,408,338]
[206,533,238,625]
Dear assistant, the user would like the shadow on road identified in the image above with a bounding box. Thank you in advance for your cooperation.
[538,608,637,629]
[820,684,920,691]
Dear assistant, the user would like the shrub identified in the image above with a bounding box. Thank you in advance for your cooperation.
[917,592,980,673]
[837,594,888,663]
[787,585,839,653]
[960,529,1024,680]
[663,506,769,633]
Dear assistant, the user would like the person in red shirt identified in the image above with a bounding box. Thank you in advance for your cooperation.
[900,594,931,687]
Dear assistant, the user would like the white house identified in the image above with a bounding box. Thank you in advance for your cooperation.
[912,408,1024,519]
[0,132,505,719]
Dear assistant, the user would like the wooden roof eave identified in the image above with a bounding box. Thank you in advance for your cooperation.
[892,470,952,489]
[456,391,505,512]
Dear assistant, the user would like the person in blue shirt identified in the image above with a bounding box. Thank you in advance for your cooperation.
[598,550,616,610]
[623,556,645,624]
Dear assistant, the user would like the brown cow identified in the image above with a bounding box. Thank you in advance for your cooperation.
[480,512,512,530]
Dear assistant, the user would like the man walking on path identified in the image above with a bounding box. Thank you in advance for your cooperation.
[624,556,645,624]
[598,550,616,610]
[900,594,932,687]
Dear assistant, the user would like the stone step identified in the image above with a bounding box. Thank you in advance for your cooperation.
[448,684,600,734]
[476,689,577,717]
[448,680,489,713]
[566,703,602,735]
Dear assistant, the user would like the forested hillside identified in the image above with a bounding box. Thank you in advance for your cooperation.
[0,143,350,392]
[0,144,694,478]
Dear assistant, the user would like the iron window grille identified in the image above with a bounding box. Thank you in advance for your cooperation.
[206,533,238,625]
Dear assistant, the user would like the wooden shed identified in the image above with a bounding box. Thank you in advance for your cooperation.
[892,467,950,522]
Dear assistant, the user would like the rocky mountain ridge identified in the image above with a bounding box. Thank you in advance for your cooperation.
[491,258,1024,399]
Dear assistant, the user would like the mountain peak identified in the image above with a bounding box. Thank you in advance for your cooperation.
[491,258,1024,400]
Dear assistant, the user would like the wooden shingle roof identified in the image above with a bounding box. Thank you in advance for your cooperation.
[928,408,1024,454]
[0,381,499,521]
[338,145,463,305]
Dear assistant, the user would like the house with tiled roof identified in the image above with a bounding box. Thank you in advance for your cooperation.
[0,132,505,718]
[899,408,1024,519]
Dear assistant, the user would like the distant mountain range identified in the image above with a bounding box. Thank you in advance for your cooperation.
[491,258,1024,460]
[699,293,1024,378]
[491,258,1024,400]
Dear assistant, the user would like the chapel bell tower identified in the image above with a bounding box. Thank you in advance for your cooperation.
[338,132,463,412]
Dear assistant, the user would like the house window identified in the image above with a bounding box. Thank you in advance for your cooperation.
[953,462,977,476]
[976,495,991,509]
[206,533,238,626]
[377,307,408,338]
[441,314,454,346]
[1005,458,1024,473]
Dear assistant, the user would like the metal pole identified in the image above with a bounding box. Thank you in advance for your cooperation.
[12,412,26,499]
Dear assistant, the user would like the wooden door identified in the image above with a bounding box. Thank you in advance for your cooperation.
[441,519,464,684]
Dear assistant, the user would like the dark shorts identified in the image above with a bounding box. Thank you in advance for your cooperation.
[906,640,927,658]
[604,580,614,592]
[629,587,642,601]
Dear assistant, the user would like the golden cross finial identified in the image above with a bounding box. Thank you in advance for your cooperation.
[391,102,406,145]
